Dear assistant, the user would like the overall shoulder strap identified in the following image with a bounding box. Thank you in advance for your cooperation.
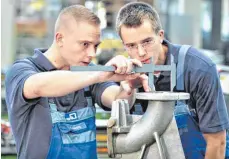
[84,86,95,107]
[84,86,92,97]
[176,45,191,91]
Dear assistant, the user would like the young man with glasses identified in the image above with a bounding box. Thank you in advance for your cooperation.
[116,2,229,159]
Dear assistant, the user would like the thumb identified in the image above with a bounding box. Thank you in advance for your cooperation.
[139,74,151,92]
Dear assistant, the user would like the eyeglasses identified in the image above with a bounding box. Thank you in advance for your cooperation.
[124,37,156,53]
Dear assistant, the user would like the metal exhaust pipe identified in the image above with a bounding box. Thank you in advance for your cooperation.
[112,92,189,154]
[114,100,174,153]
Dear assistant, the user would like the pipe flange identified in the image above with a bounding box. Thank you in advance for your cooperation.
[136,92,190,101]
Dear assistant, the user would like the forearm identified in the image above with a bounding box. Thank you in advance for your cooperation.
[101,85,136,109]
[204,143,226,159]
[115,86,136,108]
[24,70,101,98]
[204,131,226,159]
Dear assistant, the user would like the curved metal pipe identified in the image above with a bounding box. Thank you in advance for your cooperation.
[114,100,175,153]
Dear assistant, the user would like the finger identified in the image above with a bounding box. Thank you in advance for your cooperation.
[139,74,151,92]
[115,59,126,74]
[130,59,142,67]
[126,60,133,74]
[120,59,128,74]
[106,57,125,74]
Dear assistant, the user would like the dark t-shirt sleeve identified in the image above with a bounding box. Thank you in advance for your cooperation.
[193,64,229,133]
[88,62,118,110]
[91,81,118,110]
[5,60,39,113]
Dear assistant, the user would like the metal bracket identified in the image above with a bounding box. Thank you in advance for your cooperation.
[107,118,116,158]
[138,144,147,159]
[154,132,166,159]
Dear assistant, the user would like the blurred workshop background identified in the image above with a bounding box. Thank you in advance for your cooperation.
[1,0,229,158]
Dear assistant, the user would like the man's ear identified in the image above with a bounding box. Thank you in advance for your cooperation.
[158,30,164,37]
[158,30,164,43]
[56,32,63,47]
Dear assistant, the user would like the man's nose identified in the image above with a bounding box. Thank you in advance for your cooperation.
[88,46,96,58]
[138,44,147,57]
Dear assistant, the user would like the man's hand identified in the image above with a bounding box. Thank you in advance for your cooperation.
[99,55,151,107]
[120,74,151,95]
[101,73,151,108]
[98,55,143,82]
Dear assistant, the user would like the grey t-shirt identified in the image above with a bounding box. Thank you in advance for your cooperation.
[5,49,117,159]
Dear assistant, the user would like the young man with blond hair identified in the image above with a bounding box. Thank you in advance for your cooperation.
[6,5,150,159]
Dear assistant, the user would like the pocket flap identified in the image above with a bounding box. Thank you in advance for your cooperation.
[58,122,87,134]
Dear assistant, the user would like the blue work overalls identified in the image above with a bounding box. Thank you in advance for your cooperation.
[174,45,229,159]
[46,87,97,159]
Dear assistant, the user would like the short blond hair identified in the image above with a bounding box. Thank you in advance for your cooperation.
[55,5,100,31]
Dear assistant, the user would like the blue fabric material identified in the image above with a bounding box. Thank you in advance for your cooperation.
[46,123,97,159]
[46,96,97,159]
[226,132,229,157]
[175,111,206,159]
[175,45,229,159]
[175,45,206,159]
[49,103,95,123]
[176,45,190,91]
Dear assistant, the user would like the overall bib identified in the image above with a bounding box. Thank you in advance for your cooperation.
[46,87,97,159]
[174,45,229,159]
